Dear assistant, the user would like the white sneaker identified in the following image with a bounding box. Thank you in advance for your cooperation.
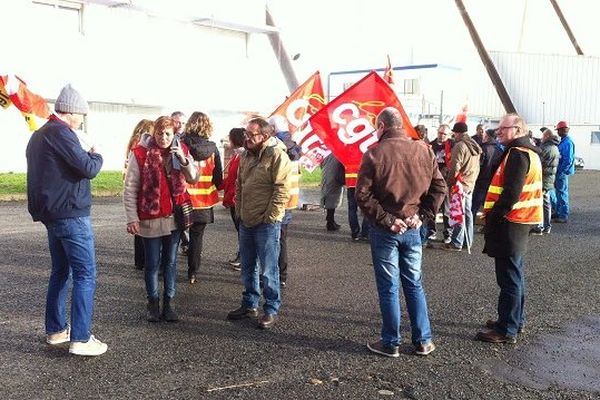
[46,328,70,345]
[69,335,108,356]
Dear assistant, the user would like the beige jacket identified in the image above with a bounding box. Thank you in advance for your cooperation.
[447,135,482,192]
[235,137,292,227]
[123,150,197,238]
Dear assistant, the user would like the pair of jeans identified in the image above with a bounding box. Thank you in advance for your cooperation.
[347,187,370,239]
[187,222,206,278]
[279,223,289,283]
[369,226,432,347]
[239,222,281,315]
[550,173,569,219]
[450,191,473,249]
[537,190,553,231]
[471,184,487,224]
[143,230,181,300]
[44,216,97,343]
[494,255,525,337]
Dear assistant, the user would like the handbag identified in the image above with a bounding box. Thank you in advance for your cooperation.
[173,199,194,230]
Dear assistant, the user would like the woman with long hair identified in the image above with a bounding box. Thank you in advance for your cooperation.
[123,116,198,322]
[181,111,223,284]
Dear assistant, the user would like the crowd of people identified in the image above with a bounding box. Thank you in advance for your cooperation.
[26,83,576,358]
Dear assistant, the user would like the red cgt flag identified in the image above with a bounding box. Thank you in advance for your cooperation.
[1,74,50,131]
[270,71,328,171]
[309,71,417,187]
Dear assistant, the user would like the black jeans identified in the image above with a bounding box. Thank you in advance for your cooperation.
[187,222,206,278]
[279,223,289,282]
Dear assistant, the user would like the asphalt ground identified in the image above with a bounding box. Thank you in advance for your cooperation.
[0,170,599,400]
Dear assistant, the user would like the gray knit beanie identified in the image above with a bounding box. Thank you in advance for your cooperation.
[55,84,89,115]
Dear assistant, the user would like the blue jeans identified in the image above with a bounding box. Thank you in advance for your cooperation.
[347,187,370,239]
[369,226,432,347]
[471,185,487,223]
[44,216,96,343]
[143,230,181,300]
[239,222,281,315]
[550,173,569,219]
[494,255,525,337]
[450,191,473,249]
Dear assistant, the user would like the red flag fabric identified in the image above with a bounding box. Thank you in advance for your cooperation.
[455,103,468,123]
[0,75,50,119]
[448,180,465,227]
[309,71,417,186]
[270,71,328,172]
[383,54,394,85]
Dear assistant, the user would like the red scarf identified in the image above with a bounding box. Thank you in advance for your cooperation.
[140,138,186,215]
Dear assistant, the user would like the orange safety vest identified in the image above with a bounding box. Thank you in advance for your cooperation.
[187,154,219,209]
[345,172,357,188]
[286,161,300,210]
[483,147,543,224]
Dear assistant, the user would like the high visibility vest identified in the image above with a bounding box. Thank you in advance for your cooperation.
[286,161,300,210]
[345,172,357,188]
[187,154,219,209]
[483,147,543,224]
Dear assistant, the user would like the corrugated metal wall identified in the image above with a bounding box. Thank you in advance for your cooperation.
[490,52,600,125]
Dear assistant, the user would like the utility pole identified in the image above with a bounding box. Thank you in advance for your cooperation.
[454,0,516,114]
[265,7,300,93]
[549,0,584,55]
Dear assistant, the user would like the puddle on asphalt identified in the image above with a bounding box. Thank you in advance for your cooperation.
[482,316,600,393]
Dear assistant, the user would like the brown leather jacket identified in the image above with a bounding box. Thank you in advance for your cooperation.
[356,129,447,229]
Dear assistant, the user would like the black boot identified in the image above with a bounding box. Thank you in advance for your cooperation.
[326,209,341,231]
[147,298,160,322]
[162,297,179,322]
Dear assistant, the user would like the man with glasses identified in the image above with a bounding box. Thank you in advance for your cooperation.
[477,113,543,343]
[227,117,292,329]
[428,124,452,243]
[171,111,190,256]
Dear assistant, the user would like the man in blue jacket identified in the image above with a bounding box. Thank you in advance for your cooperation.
[550,120,575,223]
[26,84,107,356]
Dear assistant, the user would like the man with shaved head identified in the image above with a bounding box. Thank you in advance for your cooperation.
[356,107,446,358]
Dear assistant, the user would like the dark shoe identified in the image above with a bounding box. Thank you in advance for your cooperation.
[180,245,189,256]
[475,329,517,344]
[227,306,258,320]
[189,274,197,284]
[162,298,179,322]
[326,222,341,231]
[147,298,160,322]
[415,341,436,356]
[443,243,462,252]
[542,227,551,234]
[135,264,144,270]
[358,236,369,242]
[228,253,241,267]
[258,314,276,329]
[366,340,399,358]
[529,227,543,236]
[485,319,524,333]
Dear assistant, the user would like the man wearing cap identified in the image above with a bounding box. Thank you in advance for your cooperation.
[445,122,482,252]
[550,121,575,223]
[26,84,107,356]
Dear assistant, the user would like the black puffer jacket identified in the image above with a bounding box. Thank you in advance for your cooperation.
[182,135,223,224]
[483,136,541,257]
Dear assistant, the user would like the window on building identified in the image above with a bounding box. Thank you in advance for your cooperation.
[591,131,600,145]
[32,0,84,35]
